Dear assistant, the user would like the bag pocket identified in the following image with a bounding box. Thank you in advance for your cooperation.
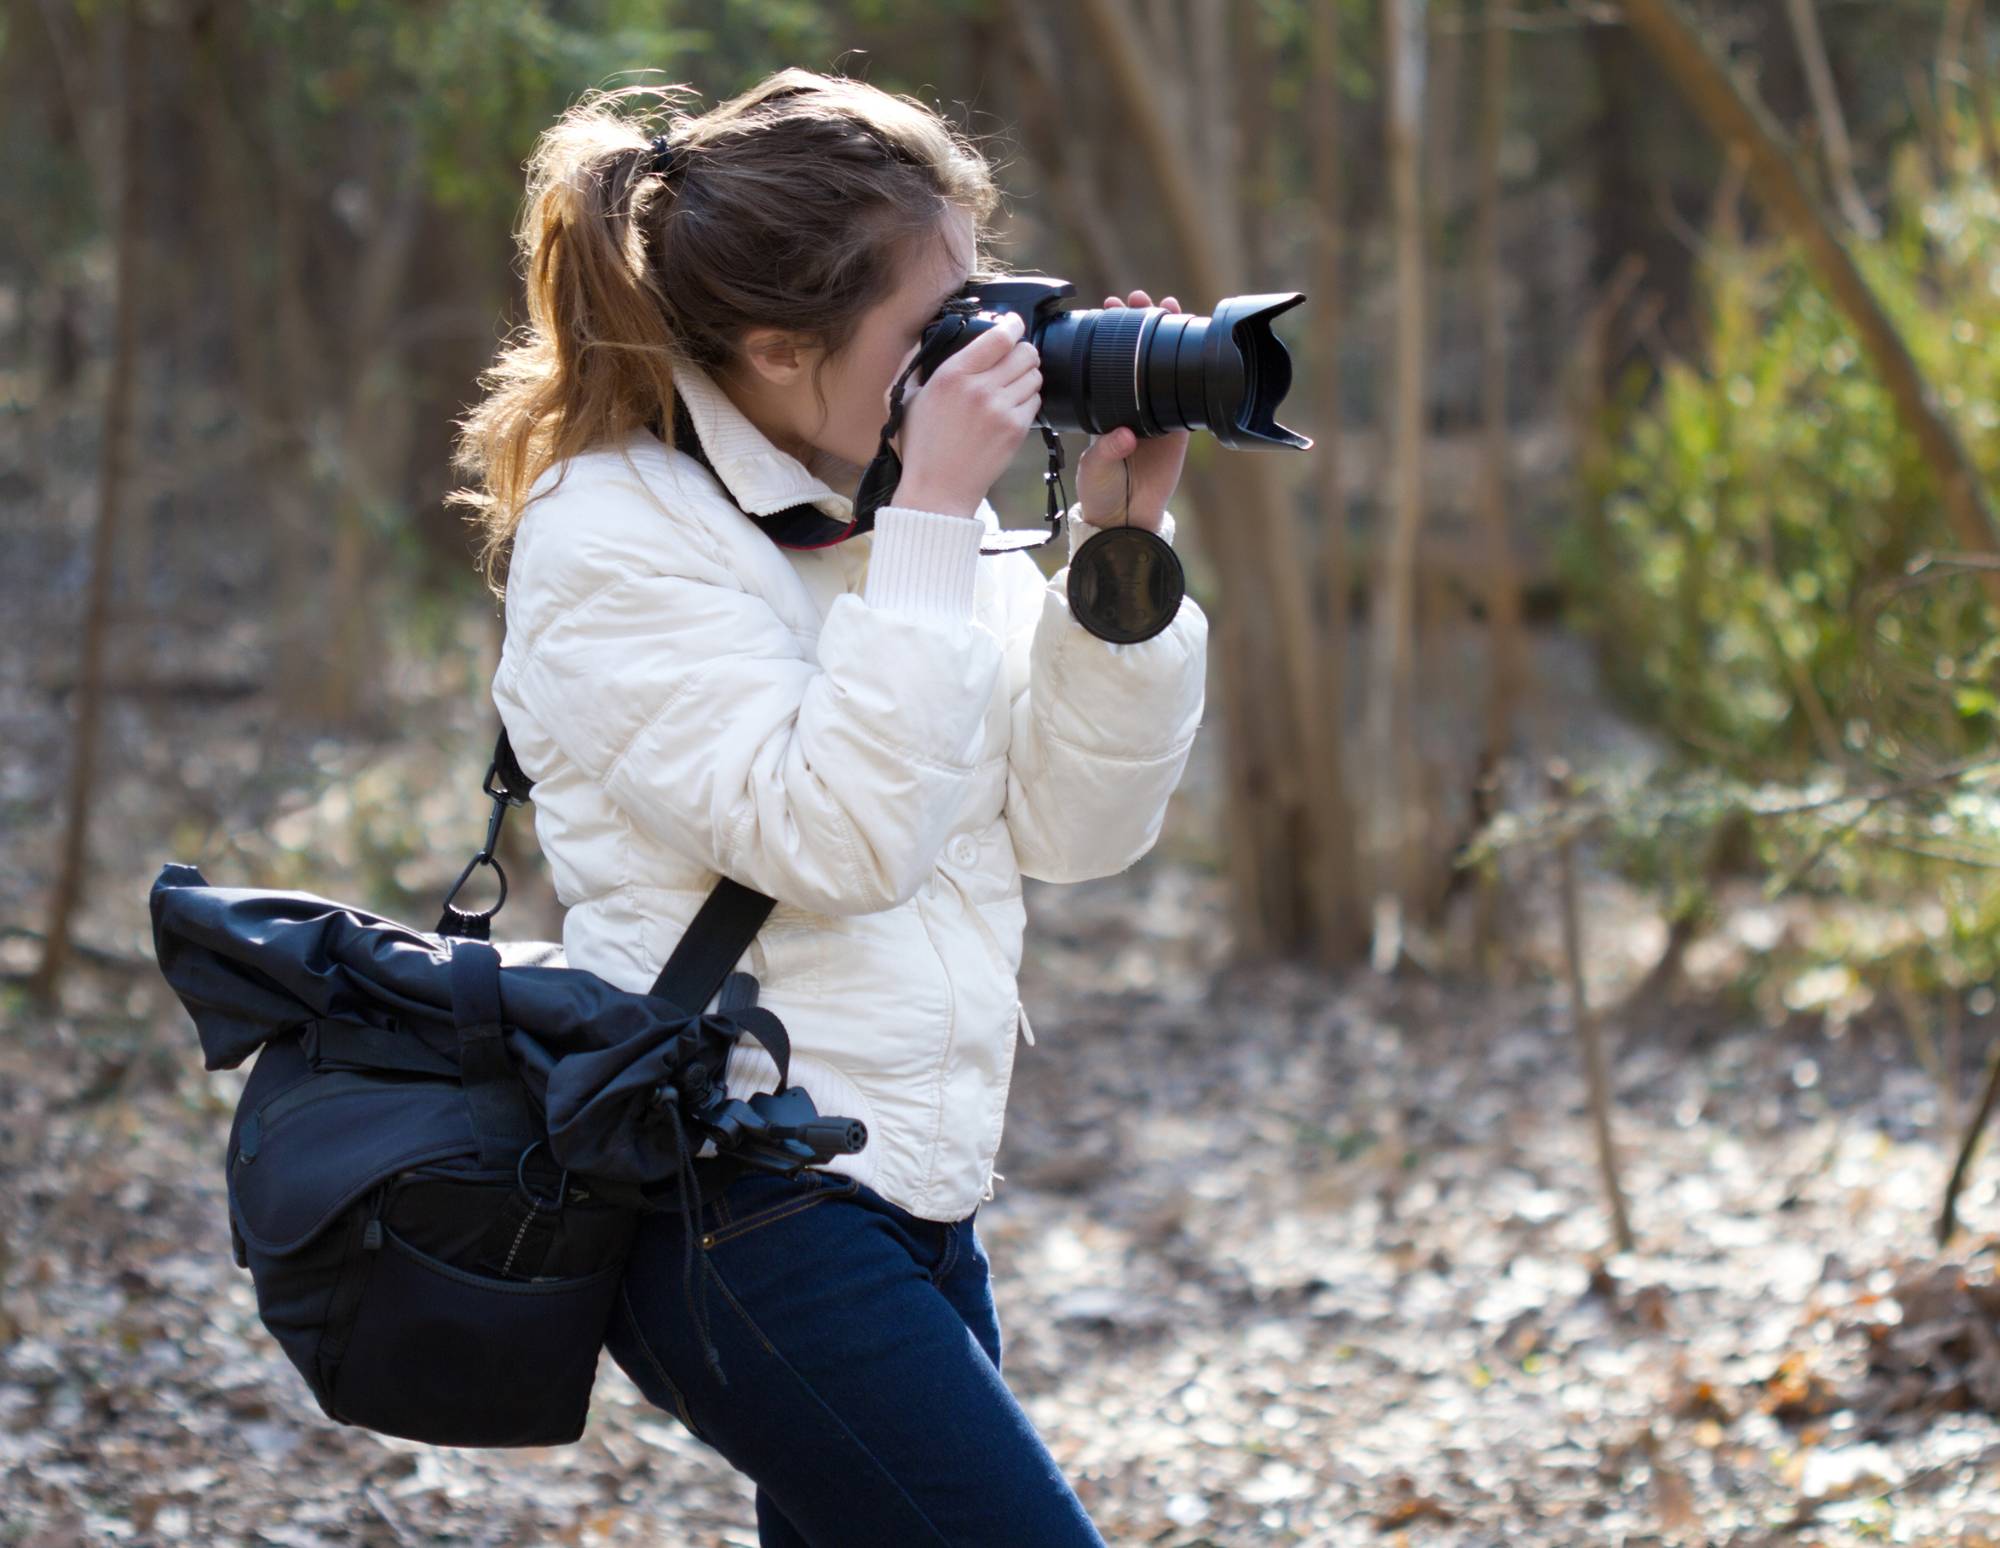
[225,1035,638,1448]
[326,1214,625,1448]
[227,1050,484,1410]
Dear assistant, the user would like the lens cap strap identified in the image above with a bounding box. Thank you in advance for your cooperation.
[1063,445,1186,644]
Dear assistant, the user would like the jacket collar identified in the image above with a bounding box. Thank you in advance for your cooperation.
[667,360,860,525]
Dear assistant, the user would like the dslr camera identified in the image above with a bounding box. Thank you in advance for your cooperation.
[915,275,1311,450]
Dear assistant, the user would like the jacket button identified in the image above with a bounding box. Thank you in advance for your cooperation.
[948,833,979,867]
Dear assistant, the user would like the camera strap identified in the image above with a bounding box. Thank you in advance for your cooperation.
[858,318,1073,553]
[662,344,1180,642]
[665,339,1070,557]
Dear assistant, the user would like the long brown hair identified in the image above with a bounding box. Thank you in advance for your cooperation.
[450,68,1001,592]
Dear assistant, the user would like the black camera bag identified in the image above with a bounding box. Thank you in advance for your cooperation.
[149,733,815,1448]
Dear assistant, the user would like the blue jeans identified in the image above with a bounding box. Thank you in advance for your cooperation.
[604,1162,1108,1547]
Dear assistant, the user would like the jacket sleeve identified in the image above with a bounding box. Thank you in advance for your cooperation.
[494,489,1004,918]
[997,503,1208,884]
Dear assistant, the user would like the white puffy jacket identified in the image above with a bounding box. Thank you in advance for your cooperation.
[491,360,1208,1221]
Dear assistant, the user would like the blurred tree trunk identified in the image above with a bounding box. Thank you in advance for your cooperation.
[1621,0,2000,613]
[190,8,316,711]
[1943,0,1973,126]
[1416,4,1464,728]
[1470,0,1525,964]
[1048,0,1349,965]
[1423,0,1465,371]
[32,0,145,1004]
[1006,11,1128,293]
[1367,0,1431,966]
[1588,19,1695,380]
[1473,0,1524,759]
[23,6,96,502]
[1568,250,1648,660]
[1974,1,2000,180]
[1003,9,1282,942]
[1190,1,1232,213]
[323,138,427,725]
[1782,0,1875,236]
[182,5,427,727]
[1231,0,1276,289]
[1941,0,2000,178]
[1911,58,1950,183]
[1308,0,1366,963]
[1415,1,1464,712]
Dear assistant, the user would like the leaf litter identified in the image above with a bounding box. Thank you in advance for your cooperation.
[7,636,2000,1544]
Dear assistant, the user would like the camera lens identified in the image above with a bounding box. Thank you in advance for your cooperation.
[1035,293,1310,450]
[918,277,1311,451]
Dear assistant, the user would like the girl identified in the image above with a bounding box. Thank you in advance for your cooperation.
[454,68,1208,1547]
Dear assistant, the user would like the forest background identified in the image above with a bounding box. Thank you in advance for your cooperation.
[11,0,2000,1543]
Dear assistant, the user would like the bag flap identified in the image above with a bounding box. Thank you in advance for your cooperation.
[230,1068,479,1256]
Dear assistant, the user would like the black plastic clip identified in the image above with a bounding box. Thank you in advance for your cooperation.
[1039,419,1068,525]
[436,749,531,940]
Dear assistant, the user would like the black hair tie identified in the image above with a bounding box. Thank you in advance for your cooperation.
[649,134,682,179]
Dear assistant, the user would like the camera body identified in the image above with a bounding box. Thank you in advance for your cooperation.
[917,274,1311,451]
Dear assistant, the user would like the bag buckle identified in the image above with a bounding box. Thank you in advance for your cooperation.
[436,750,529,940]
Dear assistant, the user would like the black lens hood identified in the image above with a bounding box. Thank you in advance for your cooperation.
[1201,293,1313,450]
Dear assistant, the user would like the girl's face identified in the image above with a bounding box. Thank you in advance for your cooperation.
[727,206,976,476]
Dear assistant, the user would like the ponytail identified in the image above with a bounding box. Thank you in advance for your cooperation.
[450,92,686,590]
[452,72,1000,594]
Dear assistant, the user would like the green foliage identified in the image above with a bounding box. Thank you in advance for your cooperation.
[1575,141,2000,778]
[229,0,713,234]
[1550,129,2000,1013]
[1467,755,2000,1024]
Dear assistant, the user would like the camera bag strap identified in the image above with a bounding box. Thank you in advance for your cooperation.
[448,729,793,1089]
[450,939,537,1170]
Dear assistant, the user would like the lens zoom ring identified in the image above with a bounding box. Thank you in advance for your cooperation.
[1085,310,1146,432]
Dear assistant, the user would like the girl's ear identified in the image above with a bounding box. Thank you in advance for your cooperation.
[739,327,818,386]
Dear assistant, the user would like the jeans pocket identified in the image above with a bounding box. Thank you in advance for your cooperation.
[703,1168,859,1249]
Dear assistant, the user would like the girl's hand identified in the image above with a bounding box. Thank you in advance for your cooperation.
[893,312,1043,521]
[1074,291,1191,535]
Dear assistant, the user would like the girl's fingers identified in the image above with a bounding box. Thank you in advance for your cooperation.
[1006,372,1043,403]
[1083,427,1137,460]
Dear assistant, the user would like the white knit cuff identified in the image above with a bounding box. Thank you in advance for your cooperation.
[863,505,986,619]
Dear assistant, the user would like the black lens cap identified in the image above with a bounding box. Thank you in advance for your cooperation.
[1065,525,1186,643]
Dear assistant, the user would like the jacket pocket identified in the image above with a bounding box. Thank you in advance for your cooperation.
[980,1004,1024,1181]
